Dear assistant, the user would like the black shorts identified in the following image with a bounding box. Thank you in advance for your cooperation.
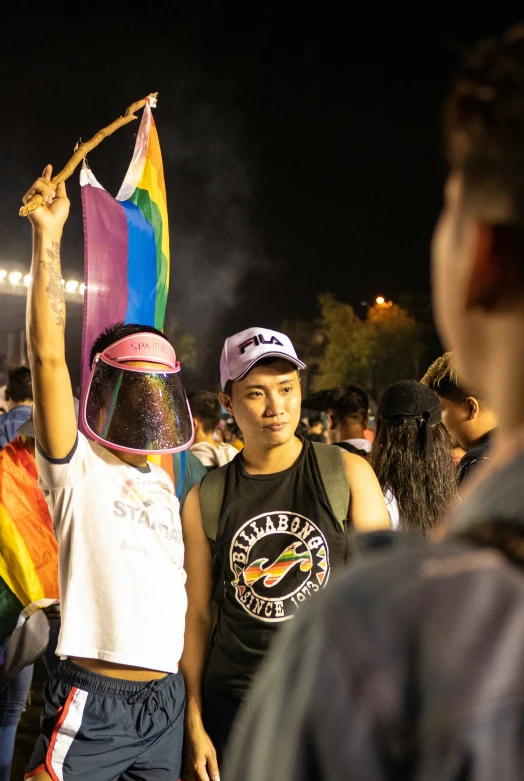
[25,659,185,781]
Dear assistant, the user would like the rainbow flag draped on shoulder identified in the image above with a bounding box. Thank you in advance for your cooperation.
[80,95,170,393]
[0,440,59,643]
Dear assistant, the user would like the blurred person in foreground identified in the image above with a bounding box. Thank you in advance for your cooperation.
[371,380,457,532]
[225,25,524,781]
[422,351,497,486]
[188,390,238,470]
[180,327,389,779]
[0,367,33,449]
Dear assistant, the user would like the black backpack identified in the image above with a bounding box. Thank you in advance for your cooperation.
[199,442,350,542]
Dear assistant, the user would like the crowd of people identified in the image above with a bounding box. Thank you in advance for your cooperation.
[0,21,524,781]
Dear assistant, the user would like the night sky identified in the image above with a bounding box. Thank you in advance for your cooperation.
[1,5,521,386]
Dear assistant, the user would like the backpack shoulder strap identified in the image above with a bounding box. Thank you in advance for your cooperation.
[311,442,350,531]
[199,465,229,542]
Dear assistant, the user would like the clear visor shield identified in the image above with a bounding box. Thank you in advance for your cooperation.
[83,356,194,454]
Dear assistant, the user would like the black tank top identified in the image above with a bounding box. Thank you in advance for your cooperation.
[204,438,349,699]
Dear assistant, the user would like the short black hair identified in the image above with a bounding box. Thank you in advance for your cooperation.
[223,356,299,398]
[329,385,369,428]
[90,322,169,364]
[187,390,222,434]
[445,24,524,228]
[7,366,32,403]
[308,414,323,428]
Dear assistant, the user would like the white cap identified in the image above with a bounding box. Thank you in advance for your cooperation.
[220,327,306,390]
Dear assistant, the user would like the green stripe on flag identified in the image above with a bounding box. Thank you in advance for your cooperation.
[129,187,169,331]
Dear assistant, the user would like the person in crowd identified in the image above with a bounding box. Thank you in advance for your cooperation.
[0,367,33,449]
[421,351,497,485]
[179,326,390,780]
[295,419,310,438]
[188,390,238,470]
[0,386,7,415]
[328,385,372,457]
[22,166,189,781]
[305,414,326,443]
[227,420,245,451]
[224,24,524,781]
[173,448,208,508]
[370,380,457,532]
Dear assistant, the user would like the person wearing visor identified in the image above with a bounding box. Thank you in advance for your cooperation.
[22,168,192,781]
[179,326,390,780]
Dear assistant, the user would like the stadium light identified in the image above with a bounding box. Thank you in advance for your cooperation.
[0,268,85,295]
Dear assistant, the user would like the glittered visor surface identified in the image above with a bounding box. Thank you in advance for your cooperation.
[82,357,194,454]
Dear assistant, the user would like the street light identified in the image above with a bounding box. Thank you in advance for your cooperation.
[376,296,385,305]
[8,272,22,285]
[0,270,6,281]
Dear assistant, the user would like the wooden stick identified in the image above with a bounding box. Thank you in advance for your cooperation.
[20,93,158,217]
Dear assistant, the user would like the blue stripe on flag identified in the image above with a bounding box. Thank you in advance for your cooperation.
[121,201,157,326]
[176,450,187,500]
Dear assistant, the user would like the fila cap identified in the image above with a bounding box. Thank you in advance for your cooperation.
[220,327,306,390]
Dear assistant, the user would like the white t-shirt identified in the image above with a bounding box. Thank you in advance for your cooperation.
[384,488,400,530]
[190,441,238,468]
[341,438,372,454]
[36,432,187,673]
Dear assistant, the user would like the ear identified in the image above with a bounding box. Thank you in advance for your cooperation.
[219,391,233,416]
[466,396,480,421]
[466,224,522,310]
[192,417,200,433]
[328,413,336,430]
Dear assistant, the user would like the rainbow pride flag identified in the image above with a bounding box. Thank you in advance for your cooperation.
[80,95,170,393]
[0,440,59,642]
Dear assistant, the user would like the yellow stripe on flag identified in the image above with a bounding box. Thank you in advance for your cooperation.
[137,160,169,262]
[0,503,45,605]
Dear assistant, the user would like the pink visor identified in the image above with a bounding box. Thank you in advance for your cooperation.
[102,333,179,369]
[81,333,194,455]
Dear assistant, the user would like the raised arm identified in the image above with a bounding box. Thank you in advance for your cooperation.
[180,484,220,781]
[341,451,391,531]
[23,165,77,458]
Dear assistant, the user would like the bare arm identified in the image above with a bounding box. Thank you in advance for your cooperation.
[341,451,390,531]
[23,165,77,459]
[180,485,220,781]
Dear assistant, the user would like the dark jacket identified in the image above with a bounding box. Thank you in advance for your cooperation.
[225,450,524,781]
[0,405,31,450]
[457,429,495,486]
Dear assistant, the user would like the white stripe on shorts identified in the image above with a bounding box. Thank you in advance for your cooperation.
[48,687,89,781]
